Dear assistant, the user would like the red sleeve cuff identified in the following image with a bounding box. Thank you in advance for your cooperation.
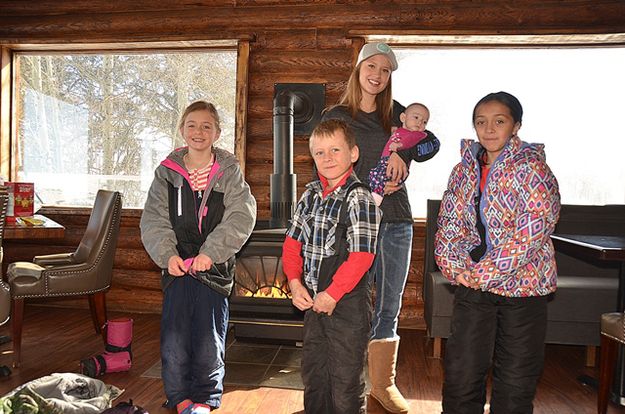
[325,252,375,301]
[282,236,303,281]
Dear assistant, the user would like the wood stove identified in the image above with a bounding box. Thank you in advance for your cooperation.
[229,83,324,344]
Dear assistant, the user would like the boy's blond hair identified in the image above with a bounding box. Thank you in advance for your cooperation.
[309,119,356,149]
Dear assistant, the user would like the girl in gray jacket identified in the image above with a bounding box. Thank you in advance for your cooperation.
[140,101,256,414]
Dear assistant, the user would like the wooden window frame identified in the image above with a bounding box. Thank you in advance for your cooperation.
[356,32,625,47]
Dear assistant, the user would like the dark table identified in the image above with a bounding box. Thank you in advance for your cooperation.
[4,214,65,240]
[551,234,625,405]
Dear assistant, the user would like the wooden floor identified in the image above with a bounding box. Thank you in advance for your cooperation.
[0,305,623,413]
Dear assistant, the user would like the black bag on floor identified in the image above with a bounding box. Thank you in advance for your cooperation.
[101,399,148,414]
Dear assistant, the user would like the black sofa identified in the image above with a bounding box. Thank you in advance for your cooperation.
[423,199,625,363]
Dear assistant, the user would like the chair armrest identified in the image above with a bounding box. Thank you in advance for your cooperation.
[7,262,45,282]
[33,253,75,267]
[42,262,99,276]
[43,262,109,292]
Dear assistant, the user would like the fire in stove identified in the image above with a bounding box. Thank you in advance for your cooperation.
[234,255,290,299]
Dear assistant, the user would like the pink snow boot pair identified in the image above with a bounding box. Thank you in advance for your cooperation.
[81,318,133,377]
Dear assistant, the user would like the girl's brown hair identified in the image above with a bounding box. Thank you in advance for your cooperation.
[178,100,221,132]
[333,62,394,133]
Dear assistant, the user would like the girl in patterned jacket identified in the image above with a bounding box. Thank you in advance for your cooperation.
[434,91,560,414]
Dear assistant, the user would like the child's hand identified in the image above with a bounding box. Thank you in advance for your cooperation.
[168,255,187,276]
[455,270,471,287]
[191,253,214,273]
[313,291,337,316]
[456,270,480,290]
[386,152,408,183]
[383,181,401,196]
[288,279,314,311]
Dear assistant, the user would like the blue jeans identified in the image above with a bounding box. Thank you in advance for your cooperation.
[369,222,412,340]
[161,276,229,409]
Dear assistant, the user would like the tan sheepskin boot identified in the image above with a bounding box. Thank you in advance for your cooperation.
[368,338,410,413]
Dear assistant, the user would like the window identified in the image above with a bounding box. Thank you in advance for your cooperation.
[383,38,625,217]
[13,48,238,208]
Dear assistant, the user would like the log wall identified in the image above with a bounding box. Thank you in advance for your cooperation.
[2,1,624,328]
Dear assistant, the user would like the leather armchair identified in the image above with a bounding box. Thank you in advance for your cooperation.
[0,279,9,328]
[0,278,10,377]
[7,190,122,366]
[0,192,11,376]
[0,190,9,326]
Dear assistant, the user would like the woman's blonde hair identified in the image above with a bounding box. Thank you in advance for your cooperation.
[334,61,394,133]
[178,100,221,132]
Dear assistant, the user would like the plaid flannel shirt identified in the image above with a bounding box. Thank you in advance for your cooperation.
[286,174,381,294]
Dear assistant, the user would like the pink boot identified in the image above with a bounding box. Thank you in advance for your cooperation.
[81,318,133,377]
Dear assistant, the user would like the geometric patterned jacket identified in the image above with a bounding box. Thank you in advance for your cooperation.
[434,135,561,297]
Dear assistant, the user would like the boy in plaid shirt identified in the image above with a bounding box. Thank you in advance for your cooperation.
[282,119,381,413]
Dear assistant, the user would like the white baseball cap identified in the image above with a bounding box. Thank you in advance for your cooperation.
[356,42,398,71]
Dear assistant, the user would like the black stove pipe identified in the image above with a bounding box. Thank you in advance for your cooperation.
[270,90,302,228]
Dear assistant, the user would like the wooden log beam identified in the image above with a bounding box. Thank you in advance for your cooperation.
[2,2,625,44]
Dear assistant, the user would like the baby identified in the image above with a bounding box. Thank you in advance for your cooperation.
[368,102,430,206]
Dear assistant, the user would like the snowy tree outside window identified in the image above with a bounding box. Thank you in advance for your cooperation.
[15,51,237,208]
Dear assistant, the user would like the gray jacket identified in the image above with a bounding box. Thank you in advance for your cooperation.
[140,147,256,294]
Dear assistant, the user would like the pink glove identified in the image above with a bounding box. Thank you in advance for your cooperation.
[183,258,194,274]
